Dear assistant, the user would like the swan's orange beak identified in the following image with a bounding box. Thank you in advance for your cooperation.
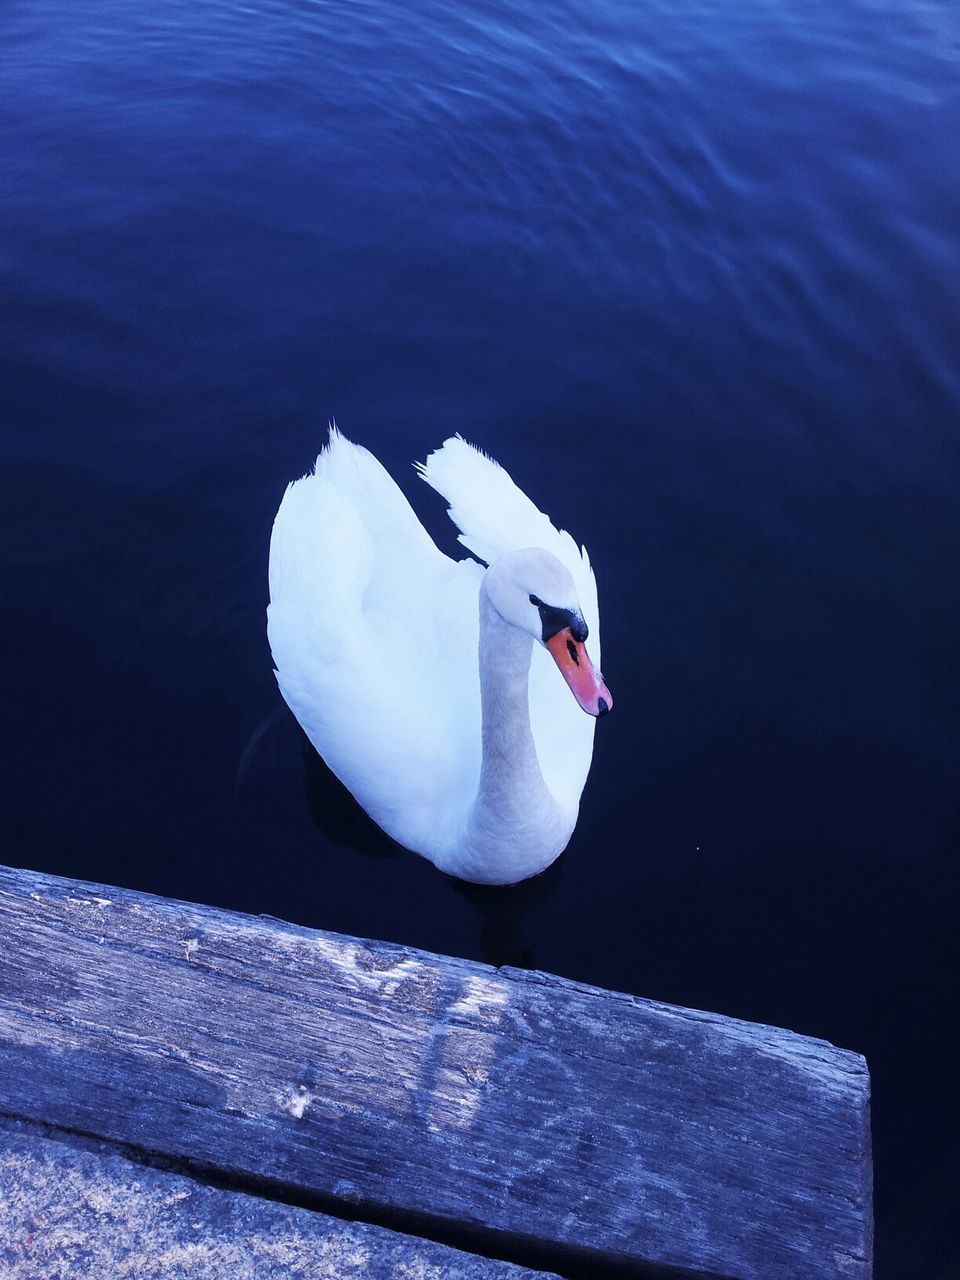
[546,629,612,717]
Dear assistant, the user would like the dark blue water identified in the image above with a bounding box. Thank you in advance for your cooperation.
[2,0,958,1271]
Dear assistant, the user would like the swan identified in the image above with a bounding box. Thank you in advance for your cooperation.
[267,429,612,885]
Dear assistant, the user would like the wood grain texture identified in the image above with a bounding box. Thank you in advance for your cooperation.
[0,1118,561,1279]
[0,864,872,1278]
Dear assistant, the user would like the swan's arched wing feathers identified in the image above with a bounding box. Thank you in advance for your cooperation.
[416,435,600,656]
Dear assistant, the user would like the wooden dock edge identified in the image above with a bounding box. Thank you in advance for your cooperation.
[0,863,873,1278]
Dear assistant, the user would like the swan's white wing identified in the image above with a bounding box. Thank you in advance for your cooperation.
[417,436,602,811]
[416,436,599,653]
[268,429,483,856]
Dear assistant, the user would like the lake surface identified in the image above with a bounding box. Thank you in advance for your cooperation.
[1,0,958,1272]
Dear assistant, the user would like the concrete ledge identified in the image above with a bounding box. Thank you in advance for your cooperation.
[0,1119,558,1279]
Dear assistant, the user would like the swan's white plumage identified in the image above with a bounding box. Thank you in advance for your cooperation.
[267,429,604,882]
[416,436,600,655]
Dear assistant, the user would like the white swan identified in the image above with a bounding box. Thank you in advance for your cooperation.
[267,429,612,885]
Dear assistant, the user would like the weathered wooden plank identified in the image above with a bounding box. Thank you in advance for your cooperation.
[0,1118,560,1278]
[0,864,872,1278]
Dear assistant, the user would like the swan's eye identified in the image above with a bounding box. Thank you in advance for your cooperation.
[531,595,589,645]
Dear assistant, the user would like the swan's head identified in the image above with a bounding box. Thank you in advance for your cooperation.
[483,548,612,717]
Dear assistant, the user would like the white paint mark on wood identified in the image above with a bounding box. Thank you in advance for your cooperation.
[281,1084,313,1120]
[428,977,511,1131]
[312,937,426,1002]
[448,975,510,1027]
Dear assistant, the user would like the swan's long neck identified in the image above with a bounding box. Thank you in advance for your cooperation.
[453,589,570,884]
[477,591,543,807]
